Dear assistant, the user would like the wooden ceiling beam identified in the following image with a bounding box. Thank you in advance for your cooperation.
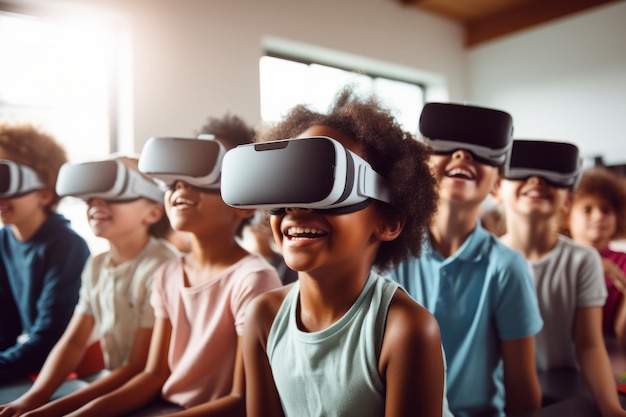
[465,0,621,47]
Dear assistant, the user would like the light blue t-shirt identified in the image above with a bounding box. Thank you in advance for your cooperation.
[390,223,543,417]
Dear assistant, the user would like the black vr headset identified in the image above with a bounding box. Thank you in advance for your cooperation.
[0,160,46,198]
[138,136,225,192]
[420,102,514,166]
[220,136,391,214]
[56,159,164,203]
[504,139,582,189]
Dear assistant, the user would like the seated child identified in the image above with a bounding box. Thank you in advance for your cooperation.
[224,87,452,417]
[499,140,626,416]
[62,115,282,416]
[390,103,543,417]
[566,167,626,345]
[0,156,178,416]
[0,123,90,386]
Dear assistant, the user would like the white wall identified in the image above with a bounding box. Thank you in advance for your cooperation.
[81,0,466,151]
[468,1,626,164]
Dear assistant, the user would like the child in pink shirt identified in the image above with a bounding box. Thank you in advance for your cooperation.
[65,115,281,417]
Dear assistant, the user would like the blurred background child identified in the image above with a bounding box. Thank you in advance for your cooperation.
[499,140,626,416]
[0,156,178,416]
[62,114,281,417]
[565,167,626,346]
[0,123,90,387]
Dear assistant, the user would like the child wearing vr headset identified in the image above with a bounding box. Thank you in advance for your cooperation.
[390,103,543,417]
[0,124,90,387]
[61,114,281,417]
[222,87,451,417]
[499,144,626,416]
[0,156,178,416]
[566,168,626,346]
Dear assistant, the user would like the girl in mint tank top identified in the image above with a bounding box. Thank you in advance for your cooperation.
[241,87,453,417]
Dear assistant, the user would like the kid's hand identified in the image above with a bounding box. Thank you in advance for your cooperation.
[603,258,626,294]
[0,401,32,417]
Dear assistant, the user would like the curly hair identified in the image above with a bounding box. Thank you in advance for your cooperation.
[197,113,255,151]
[256,86,438,272]
[570,167,626,239]
[197,113,256,237]
[0,123,67,212]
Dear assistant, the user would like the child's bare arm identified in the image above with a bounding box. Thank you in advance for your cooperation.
[0,314,95,417]
[243,291,287,417]
[501,336,542,415]
[25,326,153,417]
[64,318,172,417]
[381,290,445,417]
[574,306,626,417]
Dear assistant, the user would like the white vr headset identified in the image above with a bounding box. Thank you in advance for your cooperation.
[138,136,225,192]
[420,102,513,166]
[56,159,164,203]
[0,159,46,198]
[504,139,583,189]
[221,136,391,214]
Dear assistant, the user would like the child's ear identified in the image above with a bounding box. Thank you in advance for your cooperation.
[375,216,405,242]
[144,203,165,226]
[561,192,573,213]
[490,176,502,200]
[37,189,54,208]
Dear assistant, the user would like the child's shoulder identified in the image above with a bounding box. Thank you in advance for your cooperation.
[476,225,529,267]
[229,253,282,289]
[145,237,180,260]
[45,212,89,243]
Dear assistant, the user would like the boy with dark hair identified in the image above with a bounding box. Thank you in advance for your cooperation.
[391,103,543,417]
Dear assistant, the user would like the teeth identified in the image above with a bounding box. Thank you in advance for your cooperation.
[525,190,547,198]
[90,212,110,220]
[175,197,195,206]
[286,226,325,237]
[447,168,473,179]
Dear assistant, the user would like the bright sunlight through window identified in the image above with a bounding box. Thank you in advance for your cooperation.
[0,7,129,253]
[260,56,424,135]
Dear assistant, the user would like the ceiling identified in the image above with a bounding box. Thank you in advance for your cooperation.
[396,0,621,46]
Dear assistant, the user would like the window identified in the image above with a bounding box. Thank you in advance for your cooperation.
[260,55,425,135]
[0,3,130,253]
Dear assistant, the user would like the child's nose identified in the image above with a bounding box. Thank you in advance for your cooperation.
[527,176,547,185]
[89,198,107,207]
[451,149,473,161]
[174,180,190,190]
[285,207,313,214]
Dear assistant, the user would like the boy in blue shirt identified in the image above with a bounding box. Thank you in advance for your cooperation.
[391,103,543,417]
[0,123,90,384]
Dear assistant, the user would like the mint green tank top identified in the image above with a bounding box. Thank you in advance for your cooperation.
[266,272,395,417]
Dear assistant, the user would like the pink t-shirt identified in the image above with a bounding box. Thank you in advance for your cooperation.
[150,253,281,408]
[601,247,626,335]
